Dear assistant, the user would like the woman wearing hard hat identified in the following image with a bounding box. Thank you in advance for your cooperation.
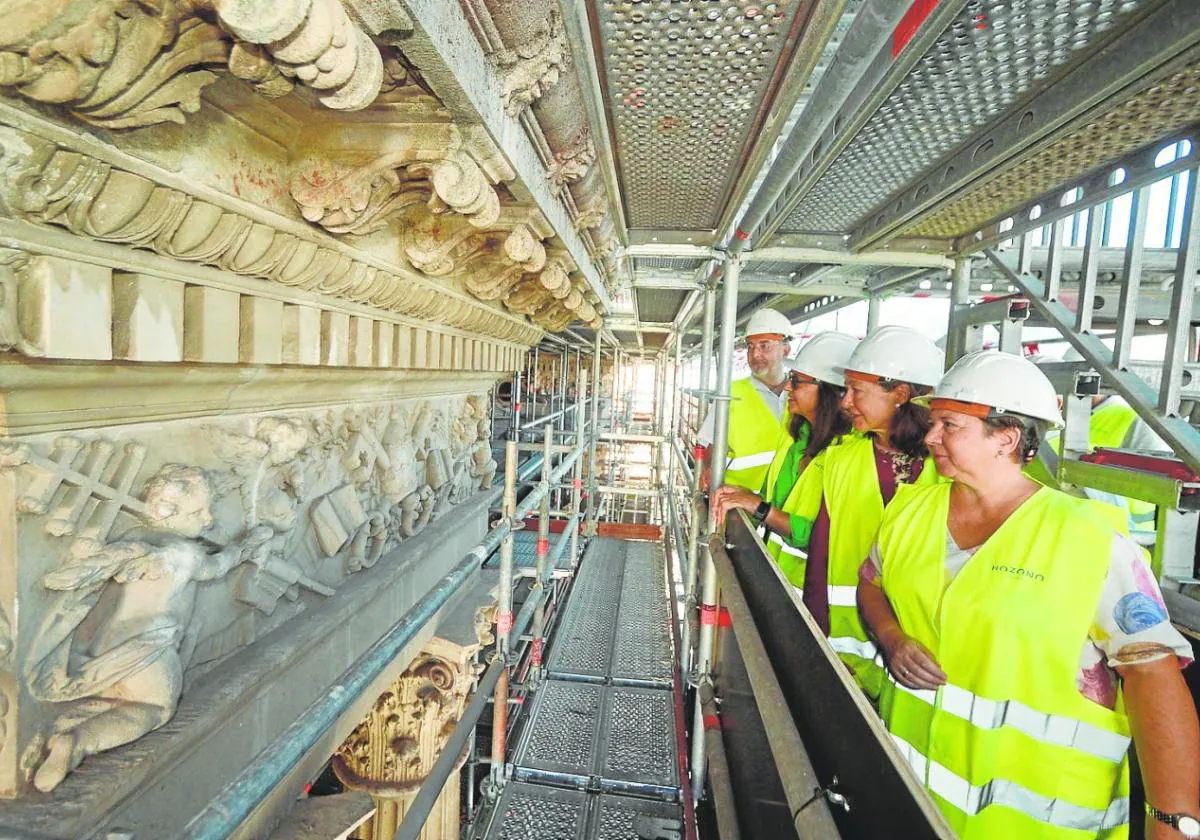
[858,350,1198,840]
[710,331,856,590]
[785,325,945,700]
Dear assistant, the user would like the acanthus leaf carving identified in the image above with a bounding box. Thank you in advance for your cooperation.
[0,2,231,129]
[573,196,607,233]
[494,6,567,117]
[0,0,389,129]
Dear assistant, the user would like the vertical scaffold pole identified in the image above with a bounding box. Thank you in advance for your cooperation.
[699,285,716,420]
[611,349,621,427]
[946,257,973,366]
[532,425,552,681]
[512,369,523,440]
[491,440,518,786]
[690,255,739,803]
[587,330,602,535]
[572,364,586,565]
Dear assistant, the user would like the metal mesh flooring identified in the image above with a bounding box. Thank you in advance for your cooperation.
[486,783,683,840]
[485,530,575,573]
[548,539,673,687]
[485,539,683,839]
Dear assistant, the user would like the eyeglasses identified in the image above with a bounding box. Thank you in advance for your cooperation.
[788,373,818,388]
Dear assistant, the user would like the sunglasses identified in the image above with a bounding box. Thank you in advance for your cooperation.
[788,372,818,388]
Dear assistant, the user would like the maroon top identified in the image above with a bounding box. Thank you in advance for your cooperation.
[801,442,925,635]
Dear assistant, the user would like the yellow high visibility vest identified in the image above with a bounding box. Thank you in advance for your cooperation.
[878,483,1131,840]
[815,434,940,699]
[763,427,820,588]
[723,377,788,491]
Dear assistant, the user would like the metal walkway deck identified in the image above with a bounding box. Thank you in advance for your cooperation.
[483,537,686,840]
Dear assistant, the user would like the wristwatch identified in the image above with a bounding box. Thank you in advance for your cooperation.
[1146,802,1200,839]
[753,499,771,523]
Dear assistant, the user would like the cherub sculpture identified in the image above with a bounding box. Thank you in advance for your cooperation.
[28,465,270,791]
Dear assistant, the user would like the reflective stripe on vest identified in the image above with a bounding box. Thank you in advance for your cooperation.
[828,636,877,660]
[891,732,1130,834]
[889,678,1130,763]
[879,483,1129,839]
[727,450,777,471]
[768,531,805,557]
[724,377,788,491]
[820,434,938,699]
[827,584,857,607]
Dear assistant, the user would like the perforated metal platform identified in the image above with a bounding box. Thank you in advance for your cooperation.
[512,681,679,796]
[611,542,674,687]
[485,783,684,840]
[485,530,575,573]
[548,538,674,687]
[546,539,627,681]
[485,537,684,838]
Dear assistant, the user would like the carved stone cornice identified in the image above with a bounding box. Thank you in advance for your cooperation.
[214,0,384,111]
[289,125,513,237]
[0,0,392,129]
[494,6,568,118]
[0,126,544,345]
[287,122,601,329]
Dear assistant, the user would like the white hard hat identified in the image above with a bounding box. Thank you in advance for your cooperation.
[918,350,1064,427]
[744,308,793,340]
[844,325,944,388]
[788,332,859,387]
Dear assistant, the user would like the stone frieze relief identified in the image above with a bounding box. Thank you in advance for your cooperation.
[0,392,497,794]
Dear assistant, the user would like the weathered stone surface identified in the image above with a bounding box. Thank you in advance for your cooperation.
[17,256,112,360]
[113,273,185,362]
[185,286,242,364]
[0,388,498,804]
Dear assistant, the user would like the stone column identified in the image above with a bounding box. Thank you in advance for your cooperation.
[335,633,487,840]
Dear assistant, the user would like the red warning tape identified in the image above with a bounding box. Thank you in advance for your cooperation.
[536,538,550,557]
[700,604,718,626]
[734,228,750,241]
[573,478,583,490]
[531,637,543,666]
[719,607,733,628]
[497,611,513,635]
[693,444,705,460]
[703,714,721,731]
[892,0,940,58]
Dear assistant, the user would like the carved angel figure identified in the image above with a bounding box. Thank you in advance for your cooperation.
[28,465,269,792]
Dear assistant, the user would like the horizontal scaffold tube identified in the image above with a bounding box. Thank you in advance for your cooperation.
[177,439,589,840]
